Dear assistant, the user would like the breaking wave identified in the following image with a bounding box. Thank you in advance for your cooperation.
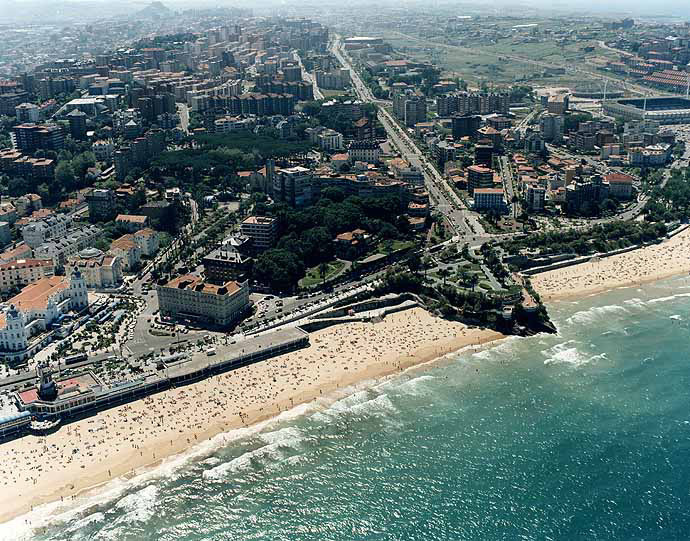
[542,341,607,367]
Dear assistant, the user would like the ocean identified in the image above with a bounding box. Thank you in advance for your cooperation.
[6,276,690,540]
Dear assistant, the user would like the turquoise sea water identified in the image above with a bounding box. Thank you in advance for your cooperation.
[6,276,690,540]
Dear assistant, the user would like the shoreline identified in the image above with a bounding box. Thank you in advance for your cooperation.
[530,228,690,302]
[536,266,690,302]
[0,308,503,527]
[10,226,690,528]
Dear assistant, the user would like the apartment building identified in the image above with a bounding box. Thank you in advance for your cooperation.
[452,114,481,139]
[92,139,115,162]
[271,166,317,207]
[115,214,149,232]
[0,149,55,180]
[33,225,102,267]
[317,129,343,151]
[314,68,350,90]
[526,184,546,211]
[15,103,40,123]
[21,214,72,249]
[348,140,380,163]
[109,235,142,271]
[467,165,495,195]
[0,259,54,292]
[11,123,64,152]
[86,189,118,222]
[473,188,506,211]
[202,236,252,284]
[540,113,564,143]
[133,228,159,257]
[565,176,610,214]
[605,173,635,200]
[437,92,509,117]
[240,216,278,252]
[404,97,427,127]
[0,243,32,265]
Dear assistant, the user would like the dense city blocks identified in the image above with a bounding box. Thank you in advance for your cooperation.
[2,3,690,534]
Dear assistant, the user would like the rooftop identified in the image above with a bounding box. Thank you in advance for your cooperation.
[0,258,53,271]
[110,235,137,250]
[164,275,243,296]
[134,228,157,238]
[19,372,100,405]
[605,172,635,183]
[7,275,69,314]
[242,215,275,226]
[116,214,148,224]
[468,165,493,173]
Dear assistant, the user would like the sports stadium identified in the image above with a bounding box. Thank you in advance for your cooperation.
[603,96,690,124]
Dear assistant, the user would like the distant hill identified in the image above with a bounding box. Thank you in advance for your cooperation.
[136,1,173,19]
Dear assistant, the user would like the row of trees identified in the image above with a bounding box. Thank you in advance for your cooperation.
[645,168,690,222]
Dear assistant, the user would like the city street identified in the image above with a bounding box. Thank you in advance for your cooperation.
[295,51,324,100]
[331,36,489,244]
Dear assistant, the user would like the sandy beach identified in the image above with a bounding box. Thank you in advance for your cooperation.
[0,307,502,525]
[530,228,690,301]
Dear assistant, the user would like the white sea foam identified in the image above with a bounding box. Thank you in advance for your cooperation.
[202,443,285,479]
[307,388,400,428]
[60,511,105,540]
[202,427,310,479]
[258,426,305,448]
[469,335,521,361]
[623,297,647,308]
[542,341,606,367]
[565,304,628,326]
[470,349,494,360]
[329,390,372,413]
[0,401,318,541]
[648,293,690,304]
[113,485,159,523]
[395,375,436,396]
[349,393,397,416]
[309,411,332,423]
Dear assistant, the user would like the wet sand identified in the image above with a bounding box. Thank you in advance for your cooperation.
[0,308,502,525]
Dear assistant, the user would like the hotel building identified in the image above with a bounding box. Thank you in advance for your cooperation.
[157,275,250,327]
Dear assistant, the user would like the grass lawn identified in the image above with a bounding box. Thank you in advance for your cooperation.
[299,260,347,288]
[377,239,416,254]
